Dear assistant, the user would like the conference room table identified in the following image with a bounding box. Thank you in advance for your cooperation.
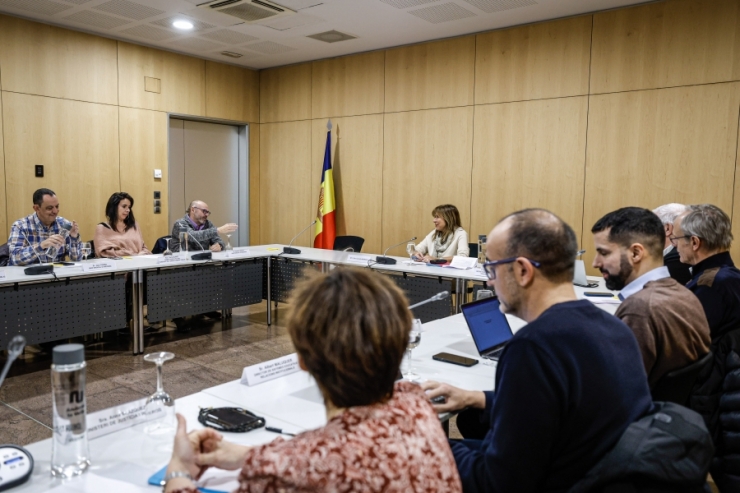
[14,280,618,492]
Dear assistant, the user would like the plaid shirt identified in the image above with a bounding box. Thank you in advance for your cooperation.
[8,213,82,266]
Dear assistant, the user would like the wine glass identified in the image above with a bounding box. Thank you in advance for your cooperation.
[143,351,176,435]
[81,242,91,261]
[403,327,422,381]
[225,234,233,251]
[163,238,172,256]
[45,245,59,264]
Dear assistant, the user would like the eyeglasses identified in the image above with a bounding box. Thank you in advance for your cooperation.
[193,206,211,216]
[669,235,692,245]
[482,257,542,280]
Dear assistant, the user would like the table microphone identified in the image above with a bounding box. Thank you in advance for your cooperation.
[283,220,317,255]
[408,291,450,310]
[376,237,417,265]
[188,234,212,261]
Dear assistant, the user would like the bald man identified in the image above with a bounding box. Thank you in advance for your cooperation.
[170,200,237,253]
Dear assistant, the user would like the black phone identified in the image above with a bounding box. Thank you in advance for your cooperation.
[584,291,616,298]
[430,259,447,265]
[433,352,478,367]
[198,407,265,433]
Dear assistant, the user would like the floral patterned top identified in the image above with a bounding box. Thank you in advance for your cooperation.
[173,381,462,493]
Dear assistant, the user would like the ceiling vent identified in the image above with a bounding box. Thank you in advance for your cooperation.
[307,30,356,43]
[198,0,295,23]
[220,51,244,58]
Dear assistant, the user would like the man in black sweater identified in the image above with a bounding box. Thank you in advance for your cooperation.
[423,209,653,493]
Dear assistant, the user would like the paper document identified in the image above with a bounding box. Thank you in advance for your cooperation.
[447,256,478,270]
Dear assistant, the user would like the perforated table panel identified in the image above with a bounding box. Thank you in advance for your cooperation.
[0,274,127,346]
[264,258,313,304]
[145,260,263,322]
[387,273,454,323]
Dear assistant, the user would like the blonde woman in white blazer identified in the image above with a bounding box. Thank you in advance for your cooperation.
[412,204,470,262]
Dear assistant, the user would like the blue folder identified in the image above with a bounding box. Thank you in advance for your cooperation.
[148,465,227,493]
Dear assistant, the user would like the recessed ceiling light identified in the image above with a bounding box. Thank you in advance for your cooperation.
[173,20,194,30]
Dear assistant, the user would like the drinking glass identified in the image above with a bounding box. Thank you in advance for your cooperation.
[163,238,173,256]
[81,242,91,261]
[225,234,233,251]
[476,289,494,300]
[45,245,59,264]
[178,232,189,259]
[143,351,176,435]
[403,328,422,381]
[406,242,418,260]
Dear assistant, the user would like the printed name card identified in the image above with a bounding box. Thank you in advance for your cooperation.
[82,260,117,272]
[221,247,252,258]
[0,270,5,280]
[241,353,300,387]
[87,398,165,439]
[345,254,373,266]
[448,256,478,270]
[157,255,187,265]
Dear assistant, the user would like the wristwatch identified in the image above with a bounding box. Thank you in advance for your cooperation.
[162,470,193,492]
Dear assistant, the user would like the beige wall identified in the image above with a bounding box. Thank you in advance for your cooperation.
[0,15,259,249]
[258,0,740,269]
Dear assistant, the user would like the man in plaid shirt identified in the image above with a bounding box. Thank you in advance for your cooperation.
[8,188,82,266]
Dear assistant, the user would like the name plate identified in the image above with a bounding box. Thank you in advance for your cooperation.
[87,398,165,439]
[157,255,187,265]
[345,254,373,266]
[448,256,478,270]
[0,270,5,280]
[82,260,117,272]
[241,353,300,387]
[222,247,251,258]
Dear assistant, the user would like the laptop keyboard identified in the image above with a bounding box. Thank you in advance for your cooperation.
[482,346,504,361]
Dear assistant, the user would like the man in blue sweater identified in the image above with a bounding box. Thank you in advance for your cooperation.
[423,209,653,493]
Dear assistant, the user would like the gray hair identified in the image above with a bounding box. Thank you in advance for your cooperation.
[652,203,687,225]
[681,204,733,251]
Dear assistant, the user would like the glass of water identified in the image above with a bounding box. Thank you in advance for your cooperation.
[178,232,189,258]
[403,324,422,381]
[81,242,91,261]
[143,351,176,435]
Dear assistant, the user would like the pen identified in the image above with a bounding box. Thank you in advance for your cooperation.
[265,426,295,437]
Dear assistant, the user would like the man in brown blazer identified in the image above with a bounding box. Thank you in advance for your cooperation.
[592,207,710,389]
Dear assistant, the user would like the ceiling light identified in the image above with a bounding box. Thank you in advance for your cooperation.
[173,20,194,30]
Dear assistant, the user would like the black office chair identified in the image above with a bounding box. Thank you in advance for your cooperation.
[0,242,8,267]
[87,239,97,259]
[152,236,171,254]
[651,351,713,406]
[333,236,365,252]
[468,242,479,259]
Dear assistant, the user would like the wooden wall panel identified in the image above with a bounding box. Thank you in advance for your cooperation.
[583,83,740,272]
[259,121,312,245]
[382,107,473,253]
[471,97,588,244]
[260,64,311,123]
[249,123,260,245]
[119,107,168,249]
[385,37,475,113]
[312,52,385,119]
[475,16,591,105]
[118,42,205,116]
[0,93,6,240]
[0,15,118,105]
[591,0,740,94]
[2,93,120,243]
[310,115,384,254]
[205,61,259,123]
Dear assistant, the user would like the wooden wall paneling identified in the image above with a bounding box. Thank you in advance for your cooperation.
[260,64,311,123]
[205,61,259,123]
[470,96,589,244]
[249,123,260,245]
[385,37,475,113]
[0,15,118,105]
[382,107,474,253]
[475,16,592,105]
[119,107,168,249]
[583,83,740,273]
[310,115,384,253]
[590,0,740,94]
[0,93,6,240]
[312,51,385,119]
[118,42,205,116]
[259,121,312,245]
[2,93,120,243]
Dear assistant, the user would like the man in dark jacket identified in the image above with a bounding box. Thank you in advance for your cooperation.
[653,203,693,285]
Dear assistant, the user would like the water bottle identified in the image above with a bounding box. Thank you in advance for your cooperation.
[478,235,487,264]
[51,344,90,478]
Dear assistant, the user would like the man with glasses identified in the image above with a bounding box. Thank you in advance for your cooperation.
[653,203,692,285]
[423,209,652,493]
[171,200,237,253]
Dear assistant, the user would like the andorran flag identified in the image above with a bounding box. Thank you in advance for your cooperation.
[313,120,336,249]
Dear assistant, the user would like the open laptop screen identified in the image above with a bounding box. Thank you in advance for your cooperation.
[461,296,514,354]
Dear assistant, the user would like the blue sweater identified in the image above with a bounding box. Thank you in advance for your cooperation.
[450,300,653,493]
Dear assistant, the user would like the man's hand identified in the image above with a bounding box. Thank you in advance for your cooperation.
[421,381,486,413]
[217,223,238,234]
[40,235,65,250]
[209,243,222,252]
[69,221,79,239]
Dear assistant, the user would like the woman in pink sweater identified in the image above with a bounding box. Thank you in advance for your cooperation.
[94,192,151,257]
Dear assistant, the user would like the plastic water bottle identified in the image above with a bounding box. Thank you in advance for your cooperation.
[51,344,90,478]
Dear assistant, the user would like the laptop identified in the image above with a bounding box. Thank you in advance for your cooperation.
[573,259,598,288]
[461,296,514,361]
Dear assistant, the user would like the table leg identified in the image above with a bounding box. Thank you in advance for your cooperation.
[131,270,140,355]
[455,279,464,313]
[132,270,145,355]
[266,258,272,327]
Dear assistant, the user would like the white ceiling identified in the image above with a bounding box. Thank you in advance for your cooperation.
[0,0,654,70]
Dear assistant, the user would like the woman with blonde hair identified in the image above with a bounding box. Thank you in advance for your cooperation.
[412,204,469,262]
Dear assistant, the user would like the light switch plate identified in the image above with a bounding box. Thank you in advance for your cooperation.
[154,169,162,179]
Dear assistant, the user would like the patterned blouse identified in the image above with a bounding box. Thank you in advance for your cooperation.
[172,381,462,493]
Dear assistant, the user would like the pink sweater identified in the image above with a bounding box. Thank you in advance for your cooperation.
[94,223,151,257]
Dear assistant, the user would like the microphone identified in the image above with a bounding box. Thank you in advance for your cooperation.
[408,291,450,310]
[283,220,317,255]
[188,233,212,261]
[376,237,417,265]
[17,228,54,275]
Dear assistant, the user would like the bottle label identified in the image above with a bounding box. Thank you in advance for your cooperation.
[52,371,87,445]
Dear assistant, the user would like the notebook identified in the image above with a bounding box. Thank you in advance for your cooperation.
[460,296,514,361]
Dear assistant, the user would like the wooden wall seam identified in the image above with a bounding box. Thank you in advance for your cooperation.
[579,14,596,250]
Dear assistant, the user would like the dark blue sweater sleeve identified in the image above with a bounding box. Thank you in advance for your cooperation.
[450,340,567,493]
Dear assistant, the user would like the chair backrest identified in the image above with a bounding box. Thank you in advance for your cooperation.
[333,236,365,253]
[87,239,97,259]
[0,242,8,267]
[152,236,171,254]
[468,242,479,259]
[651,351,714,406]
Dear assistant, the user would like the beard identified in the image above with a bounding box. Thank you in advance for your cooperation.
[601,253,633,291]
[497,270,522,316]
